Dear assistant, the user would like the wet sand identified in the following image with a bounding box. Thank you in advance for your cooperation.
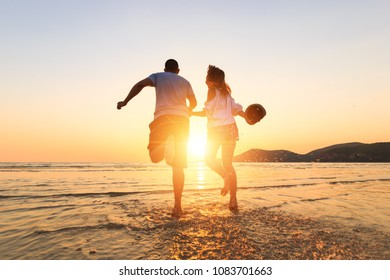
[3,196,389,260]
[55,199,388,260]
[164,207,389,260]
[129,202,388,260]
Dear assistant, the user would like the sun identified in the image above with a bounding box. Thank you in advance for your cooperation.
[187,126,207,160]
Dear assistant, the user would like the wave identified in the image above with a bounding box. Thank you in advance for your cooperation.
[0,204,81,214]
[1,178,389,202]
[0,163,161,172]
[300,197,331,202]
[238,177,390,192]
[263,193,351,210]
[0,191,140,200]
[328,178,390,185]
[0,189,173,201]
[33,222,128,235]
[32,221,170,236]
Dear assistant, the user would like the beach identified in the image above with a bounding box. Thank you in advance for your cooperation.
[0,162,389,260]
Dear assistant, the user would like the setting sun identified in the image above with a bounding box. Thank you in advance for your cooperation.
[187,128,207,160]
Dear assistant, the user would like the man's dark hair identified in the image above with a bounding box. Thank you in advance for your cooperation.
[165,59,179,72]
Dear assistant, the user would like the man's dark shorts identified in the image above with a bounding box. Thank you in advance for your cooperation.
[148,115,189,168]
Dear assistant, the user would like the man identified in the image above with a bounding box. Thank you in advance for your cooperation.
[117,59,197,217]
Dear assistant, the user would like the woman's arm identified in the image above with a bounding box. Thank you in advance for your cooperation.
[237,110,246,119]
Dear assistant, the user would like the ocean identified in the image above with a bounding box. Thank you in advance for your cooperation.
[0,162,389,260]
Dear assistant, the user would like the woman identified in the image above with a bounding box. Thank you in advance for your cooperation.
[192,65,246,211]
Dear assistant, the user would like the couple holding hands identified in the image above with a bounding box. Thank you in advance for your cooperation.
[117,59,264,217]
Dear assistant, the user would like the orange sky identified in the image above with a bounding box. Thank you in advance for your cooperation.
[1,1,389,162]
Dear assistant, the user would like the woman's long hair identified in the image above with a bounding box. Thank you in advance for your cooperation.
[206,65,231,95]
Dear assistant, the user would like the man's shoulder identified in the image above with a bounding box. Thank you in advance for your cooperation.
[153,72,191,84]
[175,74,191,84]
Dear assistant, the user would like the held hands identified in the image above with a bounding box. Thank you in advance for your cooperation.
[191,110,206,117]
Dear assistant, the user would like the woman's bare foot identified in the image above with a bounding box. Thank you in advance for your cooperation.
[221,186,229,196]
[221,173,231,196]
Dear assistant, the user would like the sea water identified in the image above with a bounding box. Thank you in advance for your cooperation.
[0,162,389,259]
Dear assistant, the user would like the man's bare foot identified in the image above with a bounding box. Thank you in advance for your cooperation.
[172,205,182,218]
[221,174,231,196]
[229,198,238,212]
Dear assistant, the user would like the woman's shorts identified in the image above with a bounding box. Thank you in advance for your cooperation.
[148,115,189,168]
[207,123,239,144]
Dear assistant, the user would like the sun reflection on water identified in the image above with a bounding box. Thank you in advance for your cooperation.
[196,161,205,190]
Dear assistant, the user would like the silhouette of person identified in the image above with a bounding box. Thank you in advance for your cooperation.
[191,65,246,211]
[117,59,197,217]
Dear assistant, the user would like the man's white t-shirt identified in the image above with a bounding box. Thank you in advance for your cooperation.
[148,72,195,119]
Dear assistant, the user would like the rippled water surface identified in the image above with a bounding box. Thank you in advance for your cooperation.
[0,162,389,259]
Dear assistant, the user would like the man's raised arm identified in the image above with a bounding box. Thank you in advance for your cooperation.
[117,78,153,110]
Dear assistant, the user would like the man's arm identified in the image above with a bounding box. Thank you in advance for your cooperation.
[117,78,153,110]
[187,94,197,113]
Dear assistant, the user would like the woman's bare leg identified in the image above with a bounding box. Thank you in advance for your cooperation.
[205,140,224,177]
[222,141,238,211]
[205,140,232,195]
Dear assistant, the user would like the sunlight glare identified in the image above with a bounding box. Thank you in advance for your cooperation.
[187,130,207,160]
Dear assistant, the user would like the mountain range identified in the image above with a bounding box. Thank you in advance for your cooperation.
[233,142,390,162]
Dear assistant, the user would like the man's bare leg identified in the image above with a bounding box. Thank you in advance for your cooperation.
[172,166,184,218]
[149,144,165,163]
[149,143,182,216]
[164,135,175,166]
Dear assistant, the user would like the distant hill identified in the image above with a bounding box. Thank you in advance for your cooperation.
[233,142,390,162]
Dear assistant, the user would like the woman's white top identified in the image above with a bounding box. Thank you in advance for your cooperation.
[203,89,243,128]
